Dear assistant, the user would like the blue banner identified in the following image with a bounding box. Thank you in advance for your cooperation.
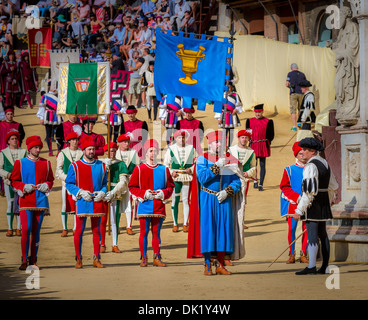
[154,29,232,110]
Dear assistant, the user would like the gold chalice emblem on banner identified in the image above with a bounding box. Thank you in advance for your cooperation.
[176,44,205,85]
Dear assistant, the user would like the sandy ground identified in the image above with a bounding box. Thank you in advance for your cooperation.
[0,103,367,302]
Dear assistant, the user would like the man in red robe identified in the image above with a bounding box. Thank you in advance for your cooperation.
[175,105,204,155]
[246,104,274,191]
[78,116,105,159]
[18,51,38,109]
[121,105,148,158]
[0,107,25,151]
[56,114,83,150]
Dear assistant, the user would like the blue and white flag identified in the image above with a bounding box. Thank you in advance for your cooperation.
[154,29,232,111]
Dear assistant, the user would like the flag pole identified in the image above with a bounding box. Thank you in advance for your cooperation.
[107,108,111,236]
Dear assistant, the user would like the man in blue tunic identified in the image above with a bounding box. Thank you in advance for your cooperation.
[187,130,245,275]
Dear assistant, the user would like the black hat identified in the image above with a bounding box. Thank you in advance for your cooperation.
[298,137,324,151]
[254,104,264,111]
[299,80,312,87]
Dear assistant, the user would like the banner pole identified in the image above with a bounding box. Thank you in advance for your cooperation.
[107,112,111,236]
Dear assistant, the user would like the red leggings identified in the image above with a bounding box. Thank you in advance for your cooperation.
[74,216,101,260]
[139,217,164,259]
[20,210,45,263]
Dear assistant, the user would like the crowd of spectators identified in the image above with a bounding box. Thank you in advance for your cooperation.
[0,0,201,113]
[0,0,200,67]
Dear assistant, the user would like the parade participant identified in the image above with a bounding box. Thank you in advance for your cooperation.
[104,142,129,253]
[246,104,274,191]
[101,97,127,143]
[175,104,204,155]
[0,50,20,108]
[163,129,196,232]
[159,95,183,146]
[36,89,62,156]
[0,129,27,236]
[286,63,307,131]
[11,135,55,270]
[187,130,246,276]
[215,83,243,147]
[65,136,108,269]
[297,80,316,127]
[128,139,174,267]
[55,131,83,237]
[289,138,338,275]
[280,141,308,264]
[0,107,25,151]
[55,114,83,150]
[78,116,105,159]
[116,133,140,235]
[121,105,148,158]
[18,51,38,109]
[228,129,256,198]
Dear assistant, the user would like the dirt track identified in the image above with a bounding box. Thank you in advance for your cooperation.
[0,105,367,301]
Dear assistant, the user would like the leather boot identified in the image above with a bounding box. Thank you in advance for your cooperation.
[172,225,179,232]
[61,229,68,237]
[19,260,28,270]
[224,259,234,266]
[16,229,22,236]
[75,259,83,269]
[286,252,295,264]
[93,258,105,268]
[112,245,121,253]
[182,225,188,233]
[204,263,213,276]
[153,254,166,267]
[100,245,106,253]
[6,230,13,237]
[126,228,135,235]
[140,257,148,267]
[216,264,232,275]
[300,254,309,263]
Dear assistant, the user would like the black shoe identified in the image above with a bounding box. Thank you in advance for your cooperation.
[258,185,263,191]
[295,266,317,275]
[253,182,258,189]
[317,265,328,274]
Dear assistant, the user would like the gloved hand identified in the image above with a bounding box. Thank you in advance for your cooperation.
[216,190,227,204]
[37,183,49,193]
[93,191,106,202]
[215,158,226,168]
[144,190,155,200]
[105,191,115,202]
[79,189,93,202]
[23,184,35,194]
[154,190,164,200]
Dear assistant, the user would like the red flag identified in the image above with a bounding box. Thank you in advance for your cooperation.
[110,70,132,100]
[28,27,52,68]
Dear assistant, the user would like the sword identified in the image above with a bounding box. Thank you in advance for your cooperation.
[266,228,307,270]
[279,131,297,153]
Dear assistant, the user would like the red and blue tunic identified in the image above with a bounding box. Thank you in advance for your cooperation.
[11,156,54,212]
[128,163,174,219]
[65,158,108,217]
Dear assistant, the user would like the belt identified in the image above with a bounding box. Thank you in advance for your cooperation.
[251,139,267,143]
[201,187,218,195]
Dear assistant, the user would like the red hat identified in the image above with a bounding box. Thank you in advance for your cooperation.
[126,105,138,114]
[4,107,14,114]
[80,136,95,150]
[173,129,189,140]
[183,106,195,113]
[26,135,43,150]
[117,134,130,142]
[144,139,159,153]
[292,141,302,157]
[103,142,118,152]
[237,129,252,138]
[65,131,79,141]
[206,130,222,144]
[5,129,20,144]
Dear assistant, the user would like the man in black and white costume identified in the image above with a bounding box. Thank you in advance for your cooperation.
[290,137,338,275]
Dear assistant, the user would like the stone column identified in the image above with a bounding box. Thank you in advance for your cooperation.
[327,0,368,263]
